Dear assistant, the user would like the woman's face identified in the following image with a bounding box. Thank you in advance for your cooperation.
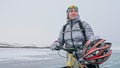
[68,9,78,19]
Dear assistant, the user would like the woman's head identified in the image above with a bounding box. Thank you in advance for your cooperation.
[67,5,79,19]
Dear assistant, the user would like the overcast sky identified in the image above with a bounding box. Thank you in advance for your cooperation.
[0,0,119,48]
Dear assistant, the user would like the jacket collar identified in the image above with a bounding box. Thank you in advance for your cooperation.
[67,16,81,24]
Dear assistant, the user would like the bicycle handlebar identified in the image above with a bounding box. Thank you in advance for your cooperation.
[58,46,80,53]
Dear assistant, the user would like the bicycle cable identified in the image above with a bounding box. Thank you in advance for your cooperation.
[58,50,67,58]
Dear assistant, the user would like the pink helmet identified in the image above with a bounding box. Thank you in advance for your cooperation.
[83,39,112,64]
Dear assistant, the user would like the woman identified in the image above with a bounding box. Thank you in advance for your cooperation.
[50,5,99,68]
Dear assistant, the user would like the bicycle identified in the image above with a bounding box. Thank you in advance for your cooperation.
[57,46,87,68]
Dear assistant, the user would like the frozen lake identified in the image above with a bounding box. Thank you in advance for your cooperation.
[0,48,119,68]
[0,48,66,68]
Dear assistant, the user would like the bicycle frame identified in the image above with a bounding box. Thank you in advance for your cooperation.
[66,53,84,68]
[59,47,87,68]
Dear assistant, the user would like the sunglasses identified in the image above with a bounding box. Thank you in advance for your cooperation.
[69,5,78,9]
[67,5,78,12]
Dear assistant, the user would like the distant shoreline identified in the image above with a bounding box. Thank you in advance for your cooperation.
[0,46,50,49]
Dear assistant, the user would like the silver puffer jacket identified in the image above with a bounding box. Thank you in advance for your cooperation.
[51,16,94,50]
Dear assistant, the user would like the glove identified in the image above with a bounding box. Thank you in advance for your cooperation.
[86,35,100,46]
[50,41,61,50]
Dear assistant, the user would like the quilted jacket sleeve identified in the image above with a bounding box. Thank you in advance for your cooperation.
[82,21,94,40]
